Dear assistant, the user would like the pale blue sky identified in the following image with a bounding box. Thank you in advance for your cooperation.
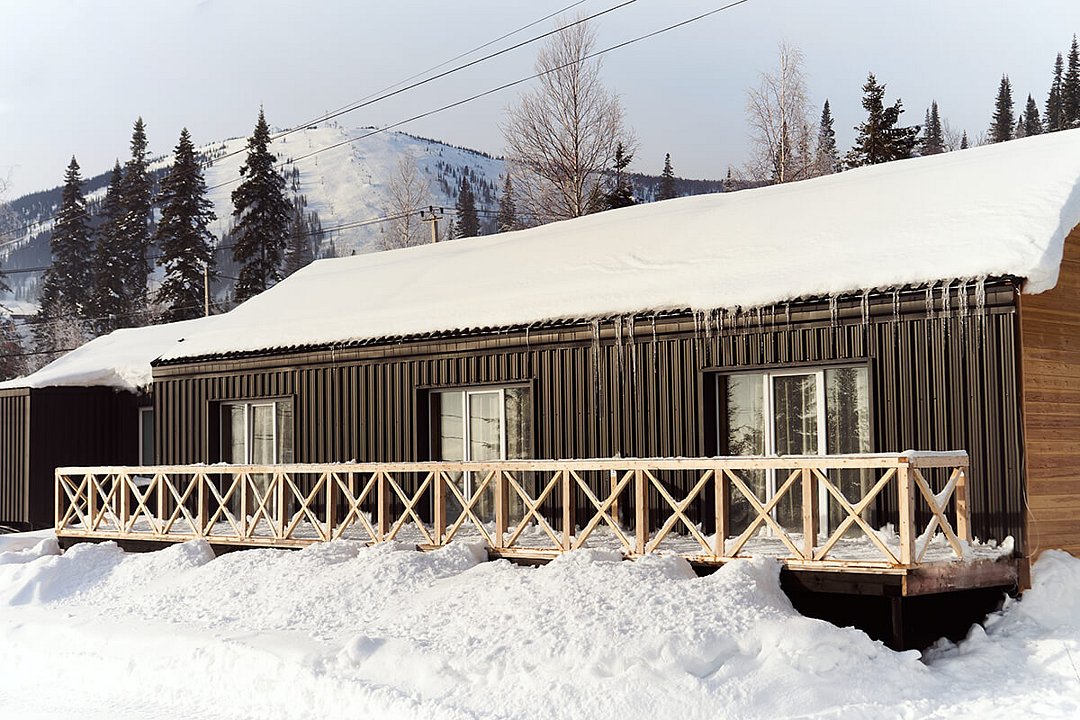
[1,0,1079,195]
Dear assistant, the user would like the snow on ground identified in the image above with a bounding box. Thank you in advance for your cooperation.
[1,534,1079,719]
[165,129,1080,361]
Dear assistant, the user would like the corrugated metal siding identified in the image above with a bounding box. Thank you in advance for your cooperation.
[0,390,30,524]
[155,282,1025,548]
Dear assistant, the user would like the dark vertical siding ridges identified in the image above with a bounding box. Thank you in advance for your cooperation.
[0,390,30,524]
[155,282,1025,549]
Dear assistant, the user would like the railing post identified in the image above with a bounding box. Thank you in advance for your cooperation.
[635,468,648,555]
[609,469,620,527]
[955,465,971,543]
[801,467,819,560]
[119,472,130,530]
[325,472,336,542]
[377,471,390,542]
[54,471,63,532]
[495,470,508,550]
[197,472,208,536]
[433,470,446,545]
[714,467,729,557]
[87,474,98,530]
[157,473,165,529]
[561,469,573,551]
[897,457,916,565]
[240,471,249,538]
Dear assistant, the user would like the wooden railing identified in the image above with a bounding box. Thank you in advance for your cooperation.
[55,453,971,569]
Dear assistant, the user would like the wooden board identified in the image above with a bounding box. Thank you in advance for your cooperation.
[1020,223,1080,559]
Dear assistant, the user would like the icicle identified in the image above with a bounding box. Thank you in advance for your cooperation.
[591,317,602,405]
[627,315,637,376]
[785,303,792,326]
[958,279,969,317]
[924,282,936,320]
[828,295,839,326]
[525,325,531,349]
[941,280,951,319]
[860,289,871,326]
[974,276,987,316]
[615,315,625,370]
[891,288,901,323]
[651,313,658,365]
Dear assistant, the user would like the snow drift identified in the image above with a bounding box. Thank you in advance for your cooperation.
[2,534,1080,719]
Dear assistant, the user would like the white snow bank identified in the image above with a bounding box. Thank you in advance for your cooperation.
[0,315,217,391]
[164,130,1080,361]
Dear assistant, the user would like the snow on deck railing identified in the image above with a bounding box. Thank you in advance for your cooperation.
[54,453,972,568]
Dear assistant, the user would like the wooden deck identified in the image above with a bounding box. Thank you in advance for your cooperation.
[54,453,1020,597]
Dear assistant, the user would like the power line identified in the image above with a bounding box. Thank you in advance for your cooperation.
[213,0,754,189]
[0,1,627,251]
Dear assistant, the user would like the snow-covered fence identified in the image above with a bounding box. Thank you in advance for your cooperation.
[54,453,971,568]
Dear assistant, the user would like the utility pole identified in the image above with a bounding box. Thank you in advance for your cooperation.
[420,206,445,243]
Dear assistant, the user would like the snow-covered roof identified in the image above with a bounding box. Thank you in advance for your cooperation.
[163,129,1080,363]
[0,317,217,392]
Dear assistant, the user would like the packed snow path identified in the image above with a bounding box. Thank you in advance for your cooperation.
[1,533,1079,719]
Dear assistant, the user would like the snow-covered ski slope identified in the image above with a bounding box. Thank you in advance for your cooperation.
[2,534,1080,719]
[199,125,506,254]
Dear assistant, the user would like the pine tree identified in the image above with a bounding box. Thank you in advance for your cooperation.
[921,101,945,155]
[657,153,677,200]
[154,128,217,322]
[815,101,840,173]
[960,131,970,149]
[454,175,480,238]
[603,142,635,210]
[113,117,154,327]
[1046,52,1067,132]
[34,157,93,359]
[1022,94,1043,137]
[231,108,292,303]
[283,205,315,276]
[989,75,1015,143]
[845,73,920,168]
[92,162,126,334]
[1065,35,1080,128]
[0,313,24,381]
[495,174,517,232]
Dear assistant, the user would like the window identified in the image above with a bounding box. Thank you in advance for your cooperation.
[717,366,871,533]
[220,400,295,465]
[138,407,154,465]
[429,386,532,521]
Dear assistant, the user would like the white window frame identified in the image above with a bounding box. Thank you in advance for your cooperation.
[220,399,290,465]
[718,365,867,531]
[435,388,509,502]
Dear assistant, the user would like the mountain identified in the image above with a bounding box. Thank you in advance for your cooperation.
[0,125,726,307]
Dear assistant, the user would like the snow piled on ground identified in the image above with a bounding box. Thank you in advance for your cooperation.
[1,535,1078,719]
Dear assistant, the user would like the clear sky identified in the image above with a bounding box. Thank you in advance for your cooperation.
[1,0,1079,195]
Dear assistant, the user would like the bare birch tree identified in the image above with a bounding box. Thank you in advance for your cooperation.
[745,42,817,183]
[382,157,431,250]
[502,17,629,224]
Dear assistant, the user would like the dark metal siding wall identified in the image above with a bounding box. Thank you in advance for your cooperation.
[25,388,144,527]
[0,390,30,524]
[155,282,1025,548]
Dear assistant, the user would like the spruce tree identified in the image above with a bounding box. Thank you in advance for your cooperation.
[815,101,840,173]
[1065,35,1080,128]
[921,101,945,155]
[1046,52,1067,132]
[657,153,677,200]
[960,131,970,150]
[0,313,24,380]
[34,156,93,358]
[92,162,126,334]
[495,174,517,232]
[114,117,154,326]
[604,142,635,210]
[845,73,920,168]
[989,75,1015,143]
[1023,94,1043,137]
[283,205,315,276]
[231,108,292,303]
[454,174,480,238]
[155,128,217,322]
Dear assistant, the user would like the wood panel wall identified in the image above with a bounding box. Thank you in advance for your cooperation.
[1022,224,1080,557]
[0,389,30,525]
